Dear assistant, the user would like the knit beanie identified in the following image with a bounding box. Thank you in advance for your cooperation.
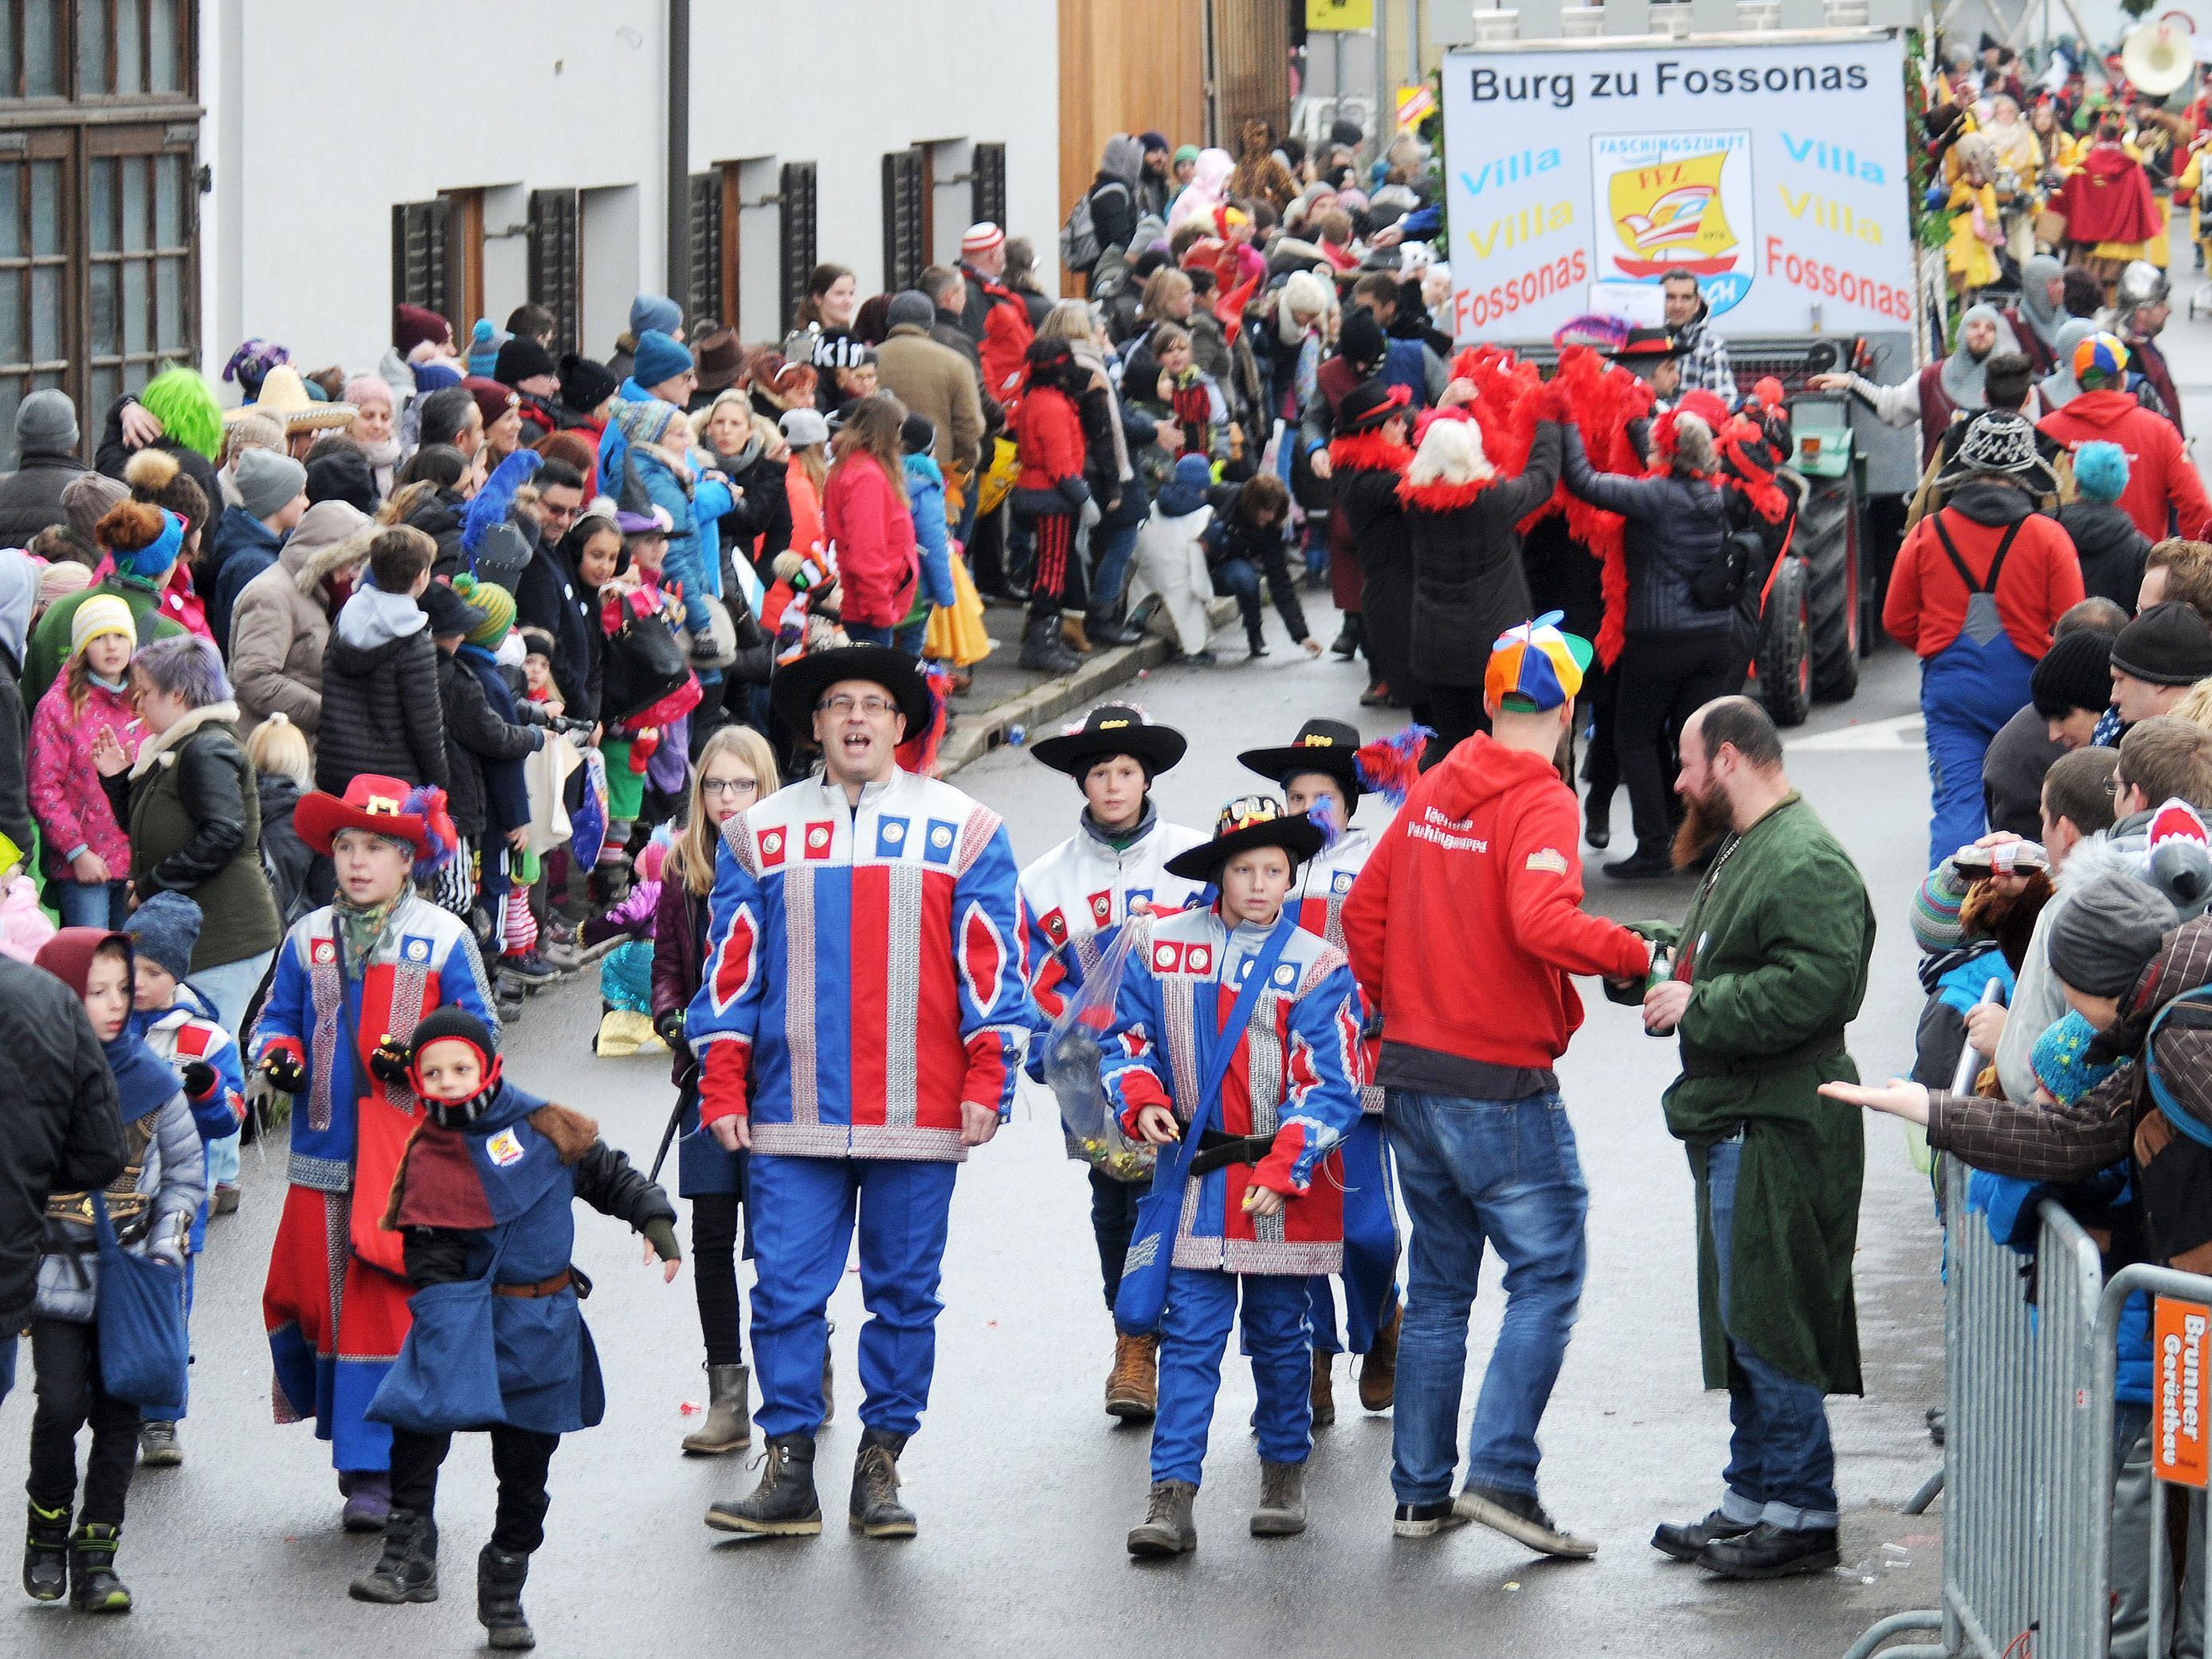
[14,387,77,456]
[462,375,519,433]
[1338,305,1388,371]
[235,447,307,520]
[404,1004,503,1124]
[629,293,681,338]
[2073,440,2130,506]
[61,470,127,550]
[394,304,451,355]
[558,353,619,414]
[2048,871,2176,997]
[122,890,202,982]
[2111,601,2212,687]
[304,447,376,515]
[458,576,516,647]
[900,411,936,456]
[69,592,134,659]
[632,330,694,390]
[2032,629,2116,717]
[494,335,557,386]
[37,559,91,607]
[886,290,935,331]
[465,318,504,378]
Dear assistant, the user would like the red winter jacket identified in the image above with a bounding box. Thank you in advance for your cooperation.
[2039,390,2212,545]
[1014,384,1087,498]
[1341,733,1649,1072]
[1883,497,2085,661]
[822,451,917,630]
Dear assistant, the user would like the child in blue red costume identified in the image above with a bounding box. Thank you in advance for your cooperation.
[1105,796,1366,1556]
[347,1007,678,1649]
[253,774,497,1532]
[119,890,246,1469]
[1239,716,1426,1425]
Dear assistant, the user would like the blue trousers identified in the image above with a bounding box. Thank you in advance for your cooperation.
[1920,633,2036,873]
[1708,1139,1837,1530]
[1088,517,1141,614]
[1152,1268,1312,1486]
[1304,1115,1402,1354]
[745,1153,959,1441]
[1386,1088,1587,1506]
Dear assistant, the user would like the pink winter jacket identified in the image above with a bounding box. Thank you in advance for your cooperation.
[28,676,139,873]
[0,874,57,962]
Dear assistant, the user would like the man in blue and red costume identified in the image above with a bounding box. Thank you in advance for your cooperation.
[254,774,496,1532]
[688,645,1033,1541]
[1108,795,1366,1557]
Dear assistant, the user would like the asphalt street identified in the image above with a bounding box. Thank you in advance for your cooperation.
[35,291,2212,1652]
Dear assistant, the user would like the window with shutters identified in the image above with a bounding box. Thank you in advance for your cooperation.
[0,0,198,457]
[971,142,1006,232]
[391,189,482,344]
[686,171,722,330]
[779,161,817,335]
[880,147,926,293]
[527,189,579,355]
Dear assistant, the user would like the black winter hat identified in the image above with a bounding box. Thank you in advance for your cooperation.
[900,411,936,457]
[1339,306,1388,372]
[494,335,557,386]
[558,353,619,414]
[410,1005,501,1063]
[2111,601,2212,688]
[305,447,378,516]
[2032,629,2116,717]
[419,579,489,639]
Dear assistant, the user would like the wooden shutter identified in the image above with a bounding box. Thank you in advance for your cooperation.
[527,189,579,355]
[390,197,451,322]
[880,148,925,292]
[971,142,1006,232]
[779,161,817,334]
[686,171,723,329]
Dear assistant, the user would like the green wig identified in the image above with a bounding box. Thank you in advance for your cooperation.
[139,365,224,461]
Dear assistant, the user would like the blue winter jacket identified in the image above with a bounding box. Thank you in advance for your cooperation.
[903,453,959,610]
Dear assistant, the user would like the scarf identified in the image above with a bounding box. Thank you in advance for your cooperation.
[335,885,406,974]
[106,1027,180,1124]
[1082,800,1156,854]
[1937,306,2018,410]
[1069,341,1133,483]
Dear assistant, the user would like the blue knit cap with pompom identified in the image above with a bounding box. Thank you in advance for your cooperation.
[2073,440,2129,506]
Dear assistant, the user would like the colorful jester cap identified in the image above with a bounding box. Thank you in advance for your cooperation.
[1486,611,1594,715]
[2073,331,2129,382]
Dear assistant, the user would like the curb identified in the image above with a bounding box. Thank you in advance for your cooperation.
[940,598,1240,775]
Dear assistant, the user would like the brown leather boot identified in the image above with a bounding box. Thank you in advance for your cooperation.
[1061,612,1093,654]
[1359,1304,1403,1413]
[1105,1332,1159,1421]
[1310,1350,1336,1430]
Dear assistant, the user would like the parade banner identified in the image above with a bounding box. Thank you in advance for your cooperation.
[1439,33,1912,342]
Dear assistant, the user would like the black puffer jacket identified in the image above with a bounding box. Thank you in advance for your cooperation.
[0,958,123,1335]
[514,531,598,720]
[435,645,541,842]
[1402,422,1565,688]
[1560,426,1732,637]
[2057,500,2151,612]
[406,488,468,579]
[0,453,88,547]
[316,591,447,794]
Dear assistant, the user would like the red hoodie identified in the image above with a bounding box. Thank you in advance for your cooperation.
[1341,734,1649,1072]
[2038,390,2212,545]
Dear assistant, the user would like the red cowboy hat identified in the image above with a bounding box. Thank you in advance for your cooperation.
[295,774,458,868]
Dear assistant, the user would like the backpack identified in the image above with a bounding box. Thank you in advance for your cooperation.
[1061,180,1128,275]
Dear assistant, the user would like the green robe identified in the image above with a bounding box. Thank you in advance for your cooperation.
[1641,793,1875,1397]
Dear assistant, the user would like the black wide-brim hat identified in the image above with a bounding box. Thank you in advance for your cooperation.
[1163,813,1327,884]
[1238,718,1364,806]
[1608,326,1685,362]
[1030,704,1187,779]
[1338,378,1413,435]
[769,645,934,740]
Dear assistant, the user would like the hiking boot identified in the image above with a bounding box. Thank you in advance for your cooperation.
[1018,613,1081,675]
[498,949,561,987]
[1105,1332,1159,1422]
[1602,843,1676,883]
[348,1508,438,1603]
[1310,1350,1336,1430]
[212,1182,241,1215]
[136,1420,182,1467]
[1652,1508,1757,1563]
[23,1500,68,1601]
[1061,613,1094,655]
[1393,1499,1469,1539]
[681,1363,752,1455]
[339,1470,391,1533]
[66,1524,130,1614]
[1086,610,1143,648]
[849,1429,917,1539]
[1456,1484,1598,1559]
[1251,1461,1308,1537]
[704,1434,822,1536]
[1127,1480,1199,1558]
[1696,1522,1840,1579]
[1358,1304,1402,1414]
[477,1544,534,1649]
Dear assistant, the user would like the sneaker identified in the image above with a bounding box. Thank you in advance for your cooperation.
[1455,1484,1598,1559]
[1393,1499,1469,1539]
[1186,649,1218,666]
[498,949,561,987]
[539,938,583,972]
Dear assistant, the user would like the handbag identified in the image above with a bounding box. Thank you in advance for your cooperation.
[89,1190,190,1410]
[366,1228,512,1433]
[1112,916,1299,1336]
[600,599,691,724]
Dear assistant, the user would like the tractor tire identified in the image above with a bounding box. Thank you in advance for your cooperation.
[1755,557,1813,728]
[1800,475,1860,701]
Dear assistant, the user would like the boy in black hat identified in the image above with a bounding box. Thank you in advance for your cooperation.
[1019,705,1208,1422]
[1108,798,1365,1556]
[1241,717,1414,1420]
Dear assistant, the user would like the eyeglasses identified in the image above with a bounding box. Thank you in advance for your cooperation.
[817,694,897,717]
[700,777,759,798]
[539,500,579,524]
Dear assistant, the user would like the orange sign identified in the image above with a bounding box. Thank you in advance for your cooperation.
[2156,1296,2212,1488]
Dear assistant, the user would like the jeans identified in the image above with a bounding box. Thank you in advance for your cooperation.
[1212,556,1264,640]
[1151,1268,1312,1486]
[845,623,893,647]
[745,1153,959,1440]
[1386,1088,1588,1506]
[57,879,129,929]
[389,1425,559,1553]
[1708,1138,1838,1530]
[1089,1167,1145,1308]
[192,948,276,1039]
[1088,517,1141,615]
